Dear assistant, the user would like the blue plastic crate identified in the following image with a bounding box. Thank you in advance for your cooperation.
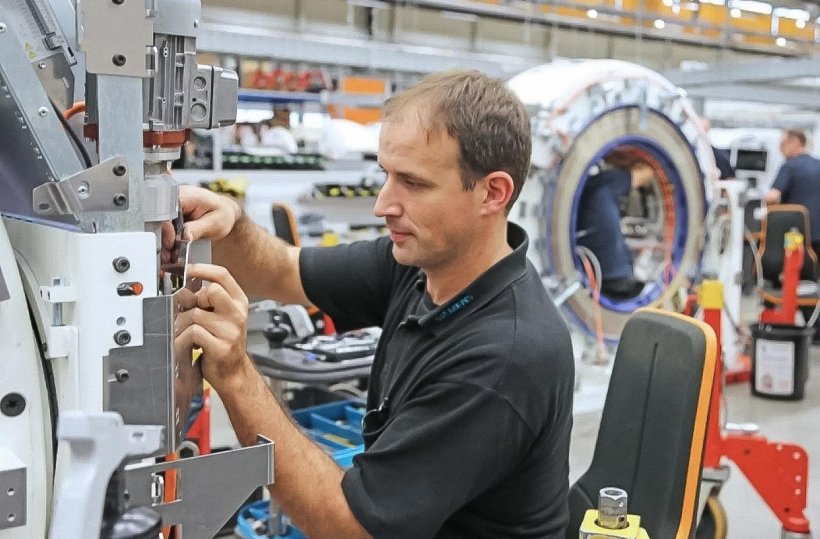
[235,400,365,539]
[291,400,366,454]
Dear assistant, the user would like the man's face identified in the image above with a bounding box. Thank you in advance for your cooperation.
[780,133,799,158]
[780,133,790,157]
[374,115,485,271]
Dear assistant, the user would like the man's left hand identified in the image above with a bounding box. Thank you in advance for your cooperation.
[176,263,252,393]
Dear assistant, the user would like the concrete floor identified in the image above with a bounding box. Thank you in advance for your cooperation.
[570,341,820,538]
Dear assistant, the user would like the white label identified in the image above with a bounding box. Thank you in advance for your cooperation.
[755,338,795,396]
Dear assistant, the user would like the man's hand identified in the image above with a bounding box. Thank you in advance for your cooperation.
[176,263,251,394]
[765,188,782,204]
[161,186,243,266]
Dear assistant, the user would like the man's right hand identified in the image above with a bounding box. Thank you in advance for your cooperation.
[162,184,309,305]
[161,185,243,264]
[179,185,242,241]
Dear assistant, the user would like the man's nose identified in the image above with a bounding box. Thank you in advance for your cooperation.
[374,179,400,218]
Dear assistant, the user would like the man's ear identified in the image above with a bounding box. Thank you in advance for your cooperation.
[479,172,515,216]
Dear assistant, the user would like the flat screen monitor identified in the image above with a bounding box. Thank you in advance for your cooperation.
[734,149,768,172]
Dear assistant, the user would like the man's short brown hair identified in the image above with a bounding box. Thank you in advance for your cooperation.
[383,70,531,213]
[785,129,807,147]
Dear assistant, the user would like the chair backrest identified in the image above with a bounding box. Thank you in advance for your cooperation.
[271,203,301,247]
[566,308,716,539]
[759,204,817,283]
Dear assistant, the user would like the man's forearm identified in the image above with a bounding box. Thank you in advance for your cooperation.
[217,362,371,539]
[212,213,303,303]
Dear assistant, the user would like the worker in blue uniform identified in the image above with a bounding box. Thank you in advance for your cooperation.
[766,129,820,258]
[576,159,654,299]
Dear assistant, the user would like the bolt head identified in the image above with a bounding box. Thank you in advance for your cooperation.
[113,164,127,176]
[113,193,127,206]
[37,107,48,117]
[113,330,131,346]
[115,369,130,382]
[598,488,628,529]
[37,62,47,70]
[112,257,130,273]
[112,54,126,67]
[0,23,6,33]
[0,393,26,417]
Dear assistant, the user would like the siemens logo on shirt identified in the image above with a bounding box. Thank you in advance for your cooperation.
[434,295,474,323]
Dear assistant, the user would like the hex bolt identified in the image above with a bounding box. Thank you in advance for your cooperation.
[598,487,628,529]
[37,107,48,117]
[112,257,130,273]
[0,393,26,417]
[113,193,127,206]
[115,369,130,383]
[112,54,127,67]
[113,165,127,176]
[113,330,131,346]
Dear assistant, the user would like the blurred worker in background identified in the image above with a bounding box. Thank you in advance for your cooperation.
[166,70,574,539]
[766,129,820,258]
[260,106,298,154]
[702,118,735,181]
[576,152,654,299]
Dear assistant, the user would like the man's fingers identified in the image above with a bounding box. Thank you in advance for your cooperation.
[177,324,229,359]
[178,185,213,217]
[161,221,176,250]
[187,264,245,303]
[181,220,204,242]
[197,282,238,315]
[176,307,242,342]
[177,185,239,242]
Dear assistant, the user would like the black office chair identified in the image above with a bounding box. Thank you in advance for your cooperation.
[567,308,717,539]
[756,204,819,309]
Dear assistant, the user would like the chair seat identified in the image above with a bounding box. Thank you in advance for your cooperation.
[759,280,820,306]
[566,309,716,539]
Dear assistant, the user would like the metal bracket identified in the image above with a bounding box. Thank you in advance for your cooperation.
[124,437,275,539]
[0,450,26,530]
[76,0,153,77]
[107,240,211,453]
[39,283,77,304]
[32,157,130,216]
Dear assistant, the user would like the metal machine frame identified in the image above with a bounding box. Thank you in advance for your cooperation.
[0,1,273,537]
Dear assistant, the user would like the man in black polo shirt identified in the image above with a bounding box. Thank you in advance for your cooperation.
[766,129,820,255]
[171,70,574,539]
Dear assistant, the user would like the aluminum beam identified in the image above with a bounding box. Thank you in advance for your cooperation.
[664,55,820,86]
[710,117,817,129]
[388,0,806,54]
[684,83,820,109]
[198,24,536,76]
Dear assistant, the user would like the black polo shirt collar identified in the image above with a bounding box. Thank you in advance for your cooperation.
[404,222,529,335]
